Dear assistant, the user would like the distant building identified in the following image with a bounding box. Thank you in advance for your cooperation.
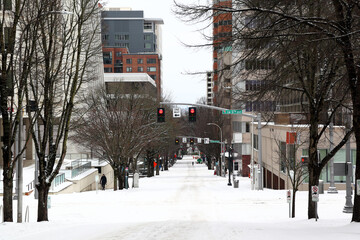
[101,8,164,100]
[102,47,161,99]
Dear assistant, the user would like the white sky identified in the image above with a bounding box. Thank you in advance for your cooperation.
[101,0,212,104]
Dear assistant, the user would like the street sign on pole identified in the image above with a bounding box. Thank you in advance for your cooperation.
[182,137,187,143]
[197,138,202,144]
[204,138,210,144]
[173,108,181,118]
[312,185,319,202]
[222,109,242,114]
[210,140,220,143]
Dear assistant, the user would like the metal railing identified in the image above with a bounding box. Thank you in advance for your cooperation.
[26,180,35,192]
[71,159,91,178]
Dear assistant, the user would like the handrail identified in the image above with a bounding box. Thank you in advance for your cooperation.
[25,205,29,222]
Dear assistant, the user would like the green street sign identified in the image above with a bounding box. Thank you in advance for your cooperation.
[210,140,220,143]
[222,109,242,114]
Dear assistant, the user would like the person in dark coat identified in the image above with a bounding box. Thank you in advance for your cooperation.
[100,174,107,190]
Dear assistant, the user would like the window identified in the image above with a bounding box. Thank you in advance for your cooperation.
[144,43,152,49]
[0,0,12,10]
[233,121,242,132]
[126,67,132,72]
[102,34,109,40]
[147,58,156,64]
[253,134,259,150]
[115,52,122,57]
[150,75,156,80]
[144,22,152,30]
[138,67,143,72]
[115,34,129,40]
[137,59,143,64]
[126,59,132,64]
[103,52,112,64]
[147,67,156,72]
[114,67,122,73]
[104,67,112,73]
[144,35,152,41]
[280,141,286,172]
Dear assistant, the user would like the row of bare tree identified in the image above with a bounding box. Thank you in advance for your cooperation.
[174,0,360,221]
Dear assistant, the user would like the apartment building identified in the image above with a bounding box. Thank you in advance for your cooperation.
[101,8,163,100]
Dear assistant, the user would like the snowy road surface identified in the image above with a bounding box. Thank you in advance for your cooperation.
[1,155,359,240]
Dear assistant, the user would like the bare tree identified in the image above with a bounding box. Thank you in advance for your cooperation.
[274,127,308,218]
[73,85,169,190]
[23,0,102,221]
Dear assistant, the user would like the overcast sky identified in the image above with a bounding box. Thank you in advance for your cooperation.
[102,0,212,104]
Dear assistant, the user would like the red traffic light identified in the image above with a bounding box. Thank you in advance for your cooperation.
[189,107,196,122]
[157,108,165,122]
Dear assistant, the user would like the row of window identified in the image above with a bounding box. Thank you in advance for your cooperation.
[102,35,152,41]
[104,67,157,73]
[213,32,232,41]
[245,101,276,112]
[214,20,232,28]
[245,59,276,70]
[245,80,267,91]
[125,58,156,64]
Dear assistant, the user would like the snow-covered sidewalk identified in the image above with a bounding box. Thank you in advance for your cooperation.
[1,156,359,240]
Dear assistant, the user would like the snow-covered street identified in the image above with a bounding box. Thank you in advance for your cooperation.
[1,155,359,240]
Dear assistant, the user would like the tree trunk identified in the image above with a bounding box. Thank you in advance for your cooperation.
[207,155,212,170]
[37,182,50,222]
[2,174,13,222]
[292,190,296,218]
[164,155,168,171]
[113,168,118,191]
[308,167,320,219]
[156,158,160,175]
[118,167,124,190]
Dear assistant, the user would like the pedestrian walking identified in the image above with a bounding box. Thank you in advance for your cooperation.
[100,174,107,190]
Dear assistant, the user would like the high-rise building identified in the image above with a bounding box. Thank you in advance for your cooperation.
[101,8,163,99]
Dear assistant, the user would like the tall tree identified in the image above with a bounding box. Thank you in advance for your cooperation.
[24,0,102,221]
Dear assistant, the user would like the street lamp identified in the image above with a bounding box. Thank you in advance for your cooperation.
[207,123,224,177]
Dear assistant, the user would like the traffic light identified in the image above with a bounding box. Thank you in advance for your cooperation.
[189,107,196,122]
[190,138,194,145]
[157,108,165,122]
[175,138,180,145]
[301,156,308,166]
